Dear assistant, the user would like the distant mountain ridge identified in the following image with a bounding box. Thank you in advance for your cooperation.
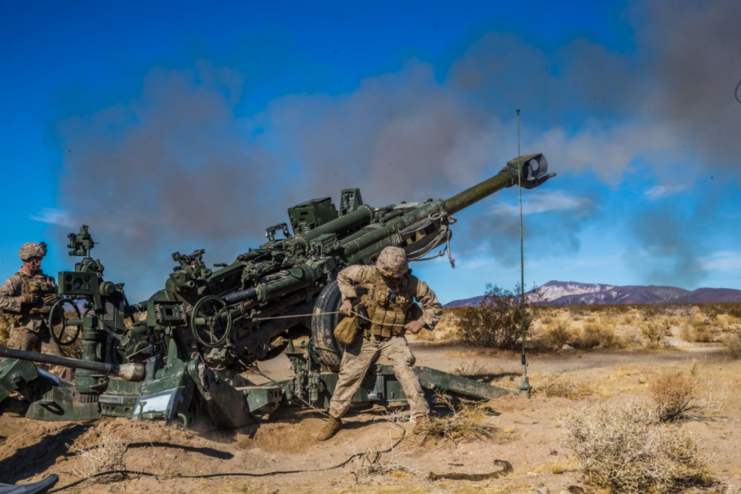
[444,280,741,307]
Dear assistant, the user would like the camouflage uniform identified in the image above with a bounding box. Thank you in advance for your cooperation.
[0,243,64,371]
[328,251,443,420]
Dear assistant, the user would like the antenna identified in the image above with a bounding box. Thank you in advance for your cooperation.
[516,109,532,398]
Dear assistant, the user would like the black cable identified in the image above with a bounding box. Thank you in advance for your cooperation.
[48,428,406,492]
[736,78,741,104]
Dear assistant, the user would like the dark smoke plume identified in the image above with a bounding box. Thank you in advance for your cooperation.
[50,1,740,294]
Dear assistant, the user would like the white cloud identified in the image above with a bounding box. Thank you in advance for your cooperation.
[30,208,76,227]
[489,191,592,216]
[645,185,686,200]
[700,251,741,271]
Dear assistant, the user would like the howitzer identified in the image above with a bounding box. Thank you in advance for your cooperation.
[0,154,554,430]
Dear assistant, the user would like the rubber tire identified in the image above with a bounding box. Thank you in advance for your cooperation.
[311,281,345,372]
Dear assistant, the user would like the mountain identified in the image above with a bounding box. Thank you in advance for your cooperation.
[444,280,741,307]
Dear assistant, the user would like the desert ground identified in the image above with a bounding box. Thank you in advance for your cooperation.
[1,304,740,494]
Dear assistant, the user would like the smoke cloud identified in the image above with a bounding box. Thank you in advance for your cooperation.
[50,0,740,294]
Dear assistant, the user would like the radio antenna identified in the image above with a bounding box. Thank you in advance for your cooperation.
[516,109,532,398]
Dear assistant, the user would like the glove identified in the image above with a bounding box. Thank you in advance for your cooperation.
[404,318,426,334]
[22,293,42,305]
[339,299,353,317]
[43,293,61,305]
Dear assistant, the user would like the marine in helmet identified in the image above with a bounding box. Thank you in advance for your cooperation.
[317,246,443,441]
[0,242,64,374]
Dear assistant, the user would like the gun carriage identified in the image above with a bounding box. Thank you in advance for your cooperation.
[0,155,554,431]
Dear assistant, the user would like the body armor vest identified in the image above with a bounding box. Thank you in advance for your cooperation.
[364,270,416,338]
[21,274,55,318]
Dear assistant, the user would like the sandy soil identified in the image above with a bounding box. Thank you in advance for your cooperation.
[2,341,740,494]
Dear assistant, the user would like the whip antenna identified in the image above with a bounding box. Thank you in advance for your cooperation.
[516,109,532,398]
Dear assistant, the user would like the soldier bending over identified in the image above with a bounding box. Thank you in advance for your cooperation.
[317,246,442,441]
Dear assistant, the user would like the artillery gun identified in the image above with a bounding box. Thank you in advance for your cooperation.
[0,155,554,431]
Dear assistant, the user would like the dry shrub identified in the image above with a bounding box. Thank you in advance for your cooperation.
[68,433,128,483]
[680,323,717,343]
[648,372,700,422]
[545,323,572,350]
[722,333,741,359]
[538,372,592,399]
[647,370,724,423]
[456,283,542,350]
[572,324,618,350]
[560,401,710,493]
[418,392,497,445]
[452,361,487,378]
[641,320,670,346]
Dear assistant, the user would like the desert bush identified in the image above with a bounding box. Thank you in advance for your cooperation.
[545,323,572,350]
[68,433,128,482]
[641,320,670,346]
[419,392,497,444]
[560,401,709,493]
[648,372,704,422]
[456,284,542,350]
[680,323,716,343]
[571,324,618,350]
[722,333,741,359]
[538,314,554,326]
[538,372,592,399]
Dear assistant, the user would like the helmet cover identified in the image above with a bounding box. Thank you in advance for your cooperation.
[376,246,408,279]
[19,242,47,260]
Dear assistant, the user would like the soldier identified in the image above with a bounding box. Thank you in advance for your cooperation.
[0,242,64,374]
[317,246,443,441]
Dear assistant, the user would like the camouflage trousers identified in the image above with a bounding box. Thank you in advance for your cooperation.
[328,334,429,419]
[8,324,66,376]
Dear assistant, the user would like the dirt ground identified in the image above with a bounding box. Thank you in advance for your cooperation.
[2,307,741,493]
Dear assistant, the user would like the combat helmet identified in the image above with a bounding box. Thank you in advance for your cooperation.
[376,246,408,286]
[19,242,47,260]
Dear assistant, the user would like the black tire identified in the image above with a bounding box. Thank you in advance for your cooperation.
[311,281,345,372]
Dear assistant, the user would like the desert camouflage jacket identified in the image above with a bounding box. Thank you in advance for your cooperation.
[0,269,57,332]
[337,265,443,329]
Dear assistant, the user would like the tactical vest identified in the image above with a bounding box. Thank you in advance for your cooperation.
[20,274,55,319]
[362,270,417,338]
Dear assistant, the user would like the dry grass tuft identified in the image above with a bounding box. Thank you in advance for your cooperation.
[721,333,741,359]
[647,371,722,422]
[545,323,572,350]
[560,401,710,494]
[641,320,670,347]
[452,360,488,378]
[68,433,129,483]
[418,392,497,445]
[570,323,619,350]
[537,372,593,399]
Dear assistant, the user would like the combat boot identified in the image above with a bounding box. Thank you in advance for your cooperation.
[317,415,343,441]
[412,415,431,435]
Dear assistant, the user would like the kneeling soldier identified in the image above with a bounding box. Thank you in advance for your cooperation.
[318,246,442,441]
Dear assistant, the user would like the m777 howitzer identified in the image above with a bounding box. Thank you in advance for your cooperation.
[0,155,554,431]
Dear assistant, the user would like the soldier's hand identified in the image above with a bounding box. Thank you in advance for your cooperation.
[339,299,353,317]
[404,318,426,334]
[43,293,61,305]
[22,294,42,305]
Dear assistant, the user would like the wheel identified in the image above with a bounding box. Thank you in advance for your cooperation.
[48,299,82,346]
[191,296,232,348]
[311,282,345,371]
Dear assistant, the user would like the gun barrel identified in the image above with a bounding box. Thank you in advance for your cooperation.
[443,169,514,215]
[0,347,144,381]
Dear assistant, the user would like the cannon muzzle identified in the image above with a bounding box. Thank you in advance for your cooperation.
[444,154,555,215]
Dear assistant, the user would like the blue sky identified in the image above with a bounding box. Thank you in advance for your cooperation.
[1,0,739,303]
